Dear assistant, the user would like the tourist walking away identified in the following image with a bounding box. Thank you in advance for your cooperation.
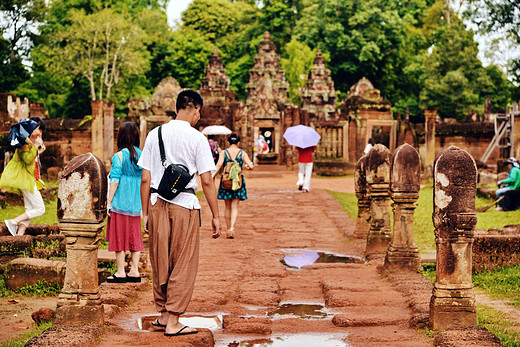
[208,135,220,164]
[1,117,46,236]
[214,133,254,239]
[364,137,375,155]
[138,90,221,337]
[106,122,144,284]
[496,157,520,211]
[296,146,316,192]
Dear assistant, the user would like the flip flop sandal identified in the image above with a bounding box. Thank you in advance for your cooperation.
[164,326,198,337]
[106,274,126,283]
[126,275,141,283]
[151,318,166,328]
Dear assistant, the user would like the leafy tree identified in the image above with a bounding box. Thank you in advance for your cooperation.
[280,39,316,104]
[420,18,488,119]
[463,0,520,83]
[180,0,261,98]
[49,8,149,104]
[0,36,29,93]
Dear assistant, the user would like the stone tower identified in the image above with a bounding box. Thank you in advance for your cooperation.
[246,31,289,103]
[300,49,337,122]
[200,49,230,93]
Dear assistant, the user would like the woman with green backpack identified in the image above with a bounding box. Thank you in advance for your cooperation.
[213,133,254,239]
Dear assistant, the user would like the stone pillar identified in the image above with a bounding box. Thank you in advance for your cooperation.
[365,144,392,256]
[103,102,115,169]
[91,100,104,162]
[384,144,421,271]
[354,155,370,239]
[429,146,477,330]
[55,153,108,326]
[424,110,437,177]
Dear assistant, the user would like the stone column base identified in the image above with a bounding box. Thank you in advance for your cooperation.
[55,293,104,326]
[55,304,104,326]
[429,294,476,330]
[384,249,422,271]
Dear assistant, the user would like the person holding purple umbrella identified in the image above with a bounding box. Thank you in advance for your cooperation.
[0,117,46,236]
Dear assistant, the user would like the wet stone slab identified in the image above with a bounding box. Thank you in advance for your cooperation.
[280,249,365,269]
[267,303,331,320]
[224,333,349,346]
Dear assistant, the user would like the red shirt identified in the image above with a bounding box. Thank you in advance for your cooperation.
[297,146,315,163]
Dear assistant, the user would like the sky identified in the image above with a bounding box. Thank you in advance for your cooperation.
[166,0,193,27]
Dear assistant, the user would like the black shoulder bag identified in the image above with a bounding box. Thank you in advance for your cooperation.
[152,125,195,200]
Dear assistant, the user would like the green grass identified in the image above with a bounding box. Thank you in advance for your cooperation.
[477,303,520,347]
[0,321,52,347]
[329,184,520,254]
[0,199,58,226]
[473,265,520,307]
[0,278,61,298]
[419,265,520,346]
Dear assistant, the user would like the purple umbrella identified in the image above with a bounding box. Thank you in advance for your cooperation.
[283,250,320,269]
[283,125,321,149]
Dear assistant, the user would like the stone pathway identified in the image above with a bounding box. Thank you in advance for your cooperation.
[96,166,432,346]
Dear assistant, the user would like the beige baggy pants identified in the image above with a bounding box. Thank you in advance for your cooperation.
[148,199,200,315]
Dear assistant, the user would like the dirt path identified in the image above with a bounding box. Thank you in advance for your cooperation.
[97,167,431,346]
[5,166,516,346]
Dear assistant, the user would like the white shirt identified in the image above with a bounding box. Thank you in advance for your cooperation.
[137,120,216,209]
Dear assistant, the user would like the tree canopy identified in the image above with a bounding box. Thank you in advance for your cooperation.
[0,0,518,119]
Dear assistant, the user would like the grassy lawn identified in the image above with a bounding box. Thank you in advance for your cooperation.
[329,184,520,254]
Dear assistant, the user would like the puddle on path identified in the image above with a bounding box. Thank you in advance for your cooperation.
[120,313,223,332]
[224,334,349,346]
[280,249,365,269]
[267,303,330,320]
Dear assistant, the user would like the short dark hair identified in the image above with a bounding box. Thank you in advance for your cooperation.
[117,122,140,164]
[30,116,45,131]
[228,133,240,144]
[176,90,203,111]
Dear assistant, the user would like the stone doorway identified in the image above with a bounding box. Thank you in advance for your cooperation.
[367,119,397,152]
[260,127,274,153]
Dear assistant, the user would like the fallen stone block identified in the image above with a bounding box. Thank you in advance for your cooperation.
[4,257,65,289]
[332,312,406,327]
[32,307,55,325]
[0,235,33,256]
[223,316,272,335]
[433,326,502,347]
[25,324,102,347]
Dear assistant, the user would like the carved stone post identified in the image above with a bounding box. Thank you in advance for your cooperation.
[55,153,107,326]
[424,110,437,177]
[103,102,115,169]
[354,155,370,239]
[365,144,392,256]
[384,144,421,271]
[91,100,104,162]
[429,146,477,330]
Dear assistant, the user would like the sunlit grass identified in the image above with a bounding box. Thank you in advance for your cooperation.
[477,303,520,347]
[0,321,52,347]
[473,265,520,307]
[330,184,520,254]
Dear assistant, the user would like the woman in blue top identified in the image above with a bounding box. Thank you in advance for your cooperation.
[106,122,144,283]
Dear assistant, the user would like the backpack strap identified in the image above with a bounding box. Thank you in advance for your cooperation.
[158,125,167,167]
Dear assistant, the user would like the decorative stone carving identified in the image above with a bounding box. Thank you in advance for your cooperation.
[354,155,370,239]
[365,144,392,256]
[384,144,421,271]
[424,110,437,177]
[300,49,337,122]
[429,146,477,330]
[246,31,289,106]
[151,76,182,117]
[200,49,230,92]
[55,153,107,326]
